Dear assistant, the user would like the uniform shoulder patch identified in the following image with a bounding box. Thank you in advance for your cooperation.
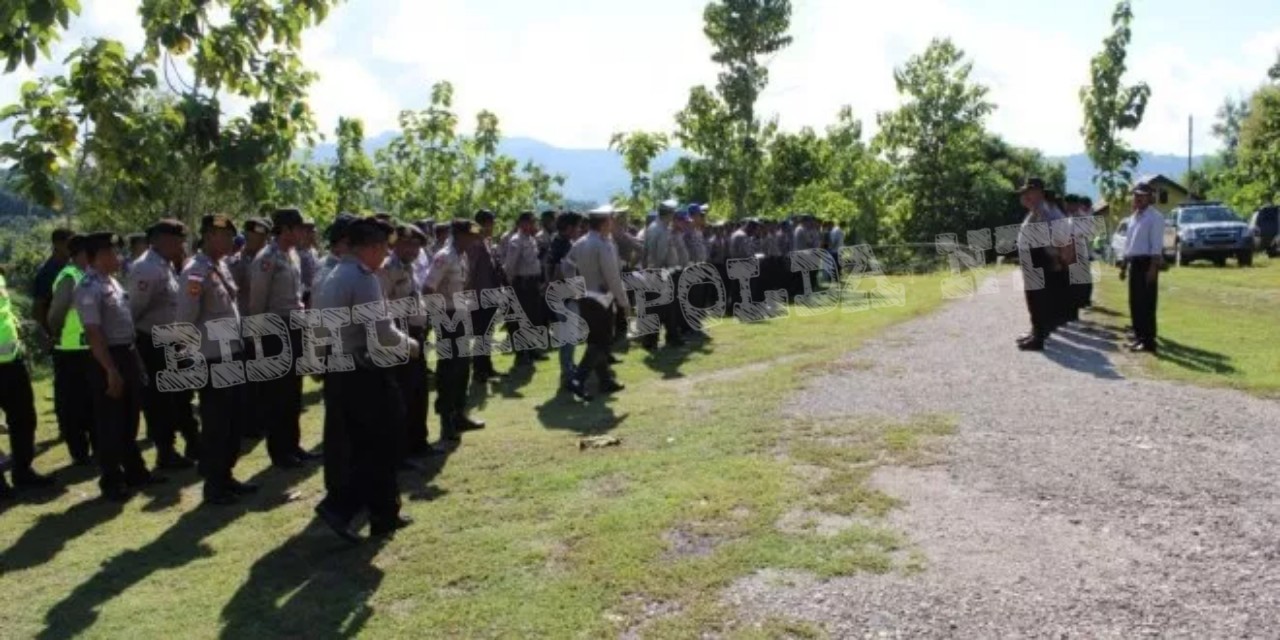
[187,280,202,297]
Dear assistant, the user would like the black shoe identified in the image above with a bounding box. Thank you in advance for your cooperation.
[315,503,362,544]
[567,378,593,402]
[156,450,195,471]
[293,449,322,463]
[1016,333,1036,344]
[0,478,13,501]
[273,455,305,470]
[1017,339,1045,352]
[532,352,550,361]
[1129,343,1158,354]
[456,414,486,432]
[126,473,169,488]
[203,490,239,506]
[599,380,625,394]
[12,469,56,488]
[229,479,260,495]
[370,515,414,538]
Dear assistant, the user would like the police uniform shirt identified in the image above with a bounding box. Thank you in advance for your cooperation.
[535,228,553,258]
[412,249,432,291]
[567,230,629,310]
[299,247,320,296]
[684,229,708,264]
[503,232,542,278]
[127,249,180,334]
[729,229,754,260]
[315,256,411,359]
[75,269,135,346]
[248,241,304,317]
[1125,206,1166,258]
[423,243,469,310]
[644,220,675,269]
[378,254,427,328]
[227,250,254,315]
[762,233,781,258]
[1018,202,1066,258]
[48,266,81,340]
[177,252,242,360]
[314,253,342,293]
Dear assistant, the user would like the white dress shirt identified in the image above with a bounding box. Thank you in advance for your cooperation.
[1124,206,1166,258]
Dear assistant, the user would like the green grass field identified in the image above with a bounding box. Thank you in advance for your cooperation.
[0,273,951,639]
[1092,253,1280,397]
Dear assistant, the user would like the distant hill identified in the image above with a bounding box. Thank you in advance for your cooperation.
[1049,153,1209,199]
[314,134,1211,204]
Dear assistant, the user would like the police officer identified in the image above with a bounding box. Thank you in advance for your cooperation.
[547,211,584,389]
[425,220,487,441]
[315,214,357,292]
[228,217,270,315]
[76,232,164,501]
[467,209,506,383]
[314,217,418,543]
[565,208,631,401]
[299,218,320,308]
[1014,178,1067,351]
[178,214,260,505]
[378,223,437,459]
[248,208,316,468]
[641,201,683,349]
[503,211,545,367]
[47,234,95,466]
[129,219,200,469]
[0,267,55,490]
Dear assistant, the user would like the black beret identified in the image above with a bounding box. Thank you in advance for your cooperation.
[516,211,536,224]
[147,219,188,238]
[326,213,358,244]
[200,213,237,234]
[67,234,87,255]
[452,219,481,236]
[51,228,75,243]
[84,232,120,255]
[272,207,305,228]
[433,222,452,234]
[540,210,557,219]
[347,217,396,248]
[125,232,147,244]
[474,209,496,224]
[242,218,270,235]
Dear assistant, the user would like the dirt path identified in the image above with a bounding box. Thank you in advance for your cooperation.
[726,279,1280,637]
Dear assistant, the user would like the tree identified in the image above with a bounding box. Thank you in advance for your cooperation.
[1237,85,1280,204]
[1212,97,1251,168]
[676,0,793,219]
[874,38,995,242]
[1,0,337,227]
[1079,0,1151,204]
[609,131,668,212]
[332,117,374,214]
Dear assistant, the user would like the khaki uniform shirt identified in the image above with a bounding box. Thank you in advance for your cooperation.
[177,252,242,359]
[75,269,135,346]
[248,241,304,317]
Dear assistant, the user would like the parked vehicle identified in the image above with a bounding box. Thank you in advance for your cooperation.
[1110,219,1130,266]
[1163,203,1253,267]
[1248,205,1279,257]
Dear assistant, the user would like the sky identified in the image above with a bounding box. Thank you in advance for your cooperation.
[3,0,1280,157]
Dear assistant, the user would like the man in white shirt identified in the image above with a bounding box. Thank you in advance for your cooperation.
[1122,183,1165,354]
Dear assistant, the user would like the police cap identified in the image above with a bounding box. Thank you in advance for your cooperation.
[200,213,237,235]
[326,213,358,244]
[516,211,536,224]
[242,217,271,235]
[83,232,120,257]
[474,209,496,224]
[452,219,481,236]
[347,217,396,248]
[147,218,188,239]
[67,234,88,256]
[271,207,305,229]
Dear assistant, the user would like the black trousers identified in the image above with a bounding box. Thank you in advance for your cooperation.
[136,332,199,455]
[52,350,95,461]
[197,356,246,494]
[1128,256,1160,347]
[320,367,401,529]
[88,346,149,492]
[259,329,303,463]
[434,320,472,430]
[641,271,681,345]
[471,307,498,376]
[0,358,37,474]
[322,371,348,495]
[511,276,543,361]
[399,326,429,454]
[574,298,616,385]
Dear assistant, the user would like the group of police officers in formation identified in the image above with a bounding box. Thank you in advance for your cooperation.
[0,200,846,543]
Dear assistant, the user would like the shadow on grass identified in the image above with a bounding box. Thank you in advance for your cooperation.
[535,392,627,436]
[1155,337,1238,376]
[640,336,714,381]
[1045,327,1124,380]
[37,462,322,640]
[217,533,388,639]
[0,499,126,573]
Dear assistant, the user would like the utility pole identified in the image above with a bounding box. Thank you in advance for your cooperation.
[1188,115,1194,197]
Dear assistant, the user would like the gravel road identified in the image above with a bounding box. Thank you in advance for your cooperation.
[725,278,1280,637]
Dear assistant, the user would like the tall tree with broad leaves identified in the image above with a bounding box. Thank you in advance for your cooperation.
[1079,0,1151,204]
[1212,97,1252,168]
[874,38,994,242]
[609,131,669,212]
[0,0,337,227]
[677,0,792,219]
[332,116,374,214]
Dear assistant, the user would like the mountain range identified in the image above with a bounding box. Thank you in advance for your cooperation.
[312,134,1206,204]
